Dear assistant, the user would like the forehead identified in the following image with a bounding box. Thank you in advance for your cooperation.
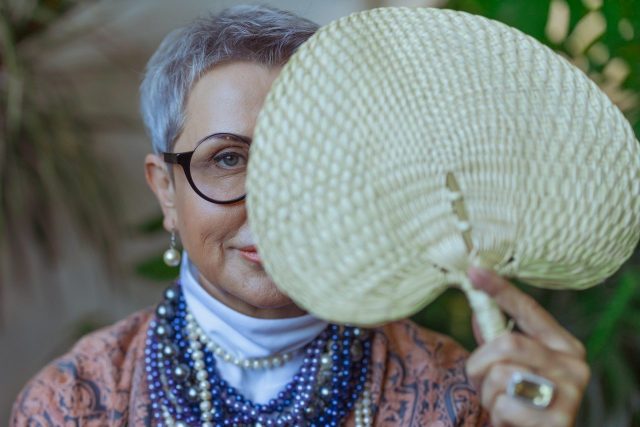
[176,61,282,151]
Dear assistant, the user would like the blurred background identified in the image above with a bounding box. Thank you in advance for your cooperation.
[1,0,638,425]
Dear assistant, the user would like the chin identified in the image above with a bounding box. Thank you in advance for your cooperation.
[202,261,305,316]
[243,281,296,309]
[243,280,307,315]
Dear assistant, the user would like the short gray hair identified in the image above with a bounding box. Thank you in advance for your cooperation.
[140,5,318,154]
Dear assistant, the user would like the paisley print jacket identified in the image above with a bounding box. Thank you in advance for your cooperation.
[11,309,490,426]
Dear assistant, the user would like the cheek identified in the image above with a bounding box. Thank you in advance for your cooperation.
[173,180,246,250]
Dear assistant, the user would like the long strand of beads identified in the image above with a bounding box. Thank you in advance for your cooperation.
[201,327,330,425]
[354,376,373,427]
[146,284,375,426]
[185,312,298,370]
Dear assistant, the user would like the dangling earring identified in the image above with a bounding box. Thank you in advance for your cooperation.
[163,229,181,267]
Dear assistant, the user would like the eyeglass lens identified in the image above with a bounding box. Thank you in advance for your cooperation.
[189,135,248,202]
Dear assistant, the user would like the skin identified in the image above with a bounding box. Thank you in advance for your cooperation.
[146,60,589,424]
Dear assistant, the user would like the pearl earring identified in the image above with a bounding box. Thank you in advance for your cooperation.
[163,230,181,267]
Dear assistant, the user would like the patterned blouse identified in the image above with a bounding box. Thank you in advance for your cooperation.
[11,309,490,426]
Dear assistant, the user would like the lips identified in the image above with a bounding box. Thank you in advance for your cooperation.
[238,245,262,264]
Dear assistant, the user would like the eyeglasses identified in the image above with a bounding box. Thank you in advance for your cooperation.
[163,132,250,204]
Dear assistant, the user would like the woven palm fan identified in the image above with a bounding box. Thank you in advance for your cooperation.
[246,7,640,340]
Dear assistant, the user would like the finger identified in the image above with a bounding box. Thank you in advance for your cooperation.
[468,266,585,356]
[466,333,588,387]
[490,374,588,427]
[491,394,573,427]
[479,362,531,412]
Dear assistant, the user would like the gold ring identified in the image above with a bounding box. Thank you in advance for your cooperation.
[506,371,556,409]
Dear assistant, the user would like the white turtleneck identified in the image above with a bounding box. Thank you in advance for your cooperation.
[180,252,328,404]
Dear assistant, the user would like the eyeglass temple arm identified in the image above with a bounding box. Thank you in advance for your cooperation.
[163,152,180,164]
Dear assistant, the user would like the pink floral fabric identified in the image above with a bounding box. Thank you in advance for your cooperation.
[11,309,490,426]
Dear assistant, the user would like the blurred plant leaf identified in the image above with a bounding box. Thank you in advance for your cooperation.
[412,288,475,350]
[134,214,165,235]
[135,255,179,282]
[447,0,552,40]
[587,268,639,362]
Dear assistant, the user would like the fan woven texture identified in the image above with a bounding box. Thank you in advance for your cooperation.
[247,7,640,331]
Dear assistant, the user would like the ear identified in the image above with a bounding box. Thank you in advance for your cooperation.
[145,153,178,232]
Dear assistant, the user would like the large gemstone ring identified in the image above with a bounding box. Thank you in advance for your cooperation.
[506,371,556,409]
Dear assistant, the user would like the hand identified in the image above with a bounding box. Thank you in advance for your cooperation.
[465,267,590,427]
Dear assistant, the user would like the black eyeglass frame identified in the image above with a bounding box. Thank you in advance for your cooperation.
[163,132,251,205]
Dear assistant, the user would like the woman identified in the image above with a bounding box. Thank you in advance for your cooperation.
[11,5,589,426]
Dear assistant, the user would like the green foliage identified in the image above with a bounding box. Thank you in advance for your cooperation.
[448,0,552,40]
[135,254,179,282]
[412,288,476,350]
[587,269,639,363]
[134,215,165,235]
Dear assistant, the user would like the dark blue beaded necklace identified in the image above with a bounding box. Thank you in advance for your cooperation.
[145,284,372,426]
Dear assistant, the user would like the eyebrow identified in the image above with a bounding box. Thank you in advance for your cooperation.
[199,132,252,145]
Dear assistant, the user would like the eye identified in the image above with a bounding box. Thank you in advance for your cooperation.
[213,151,247,169]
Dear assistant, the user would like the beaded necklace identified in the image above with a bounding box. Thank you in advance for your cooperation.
[145,285,374,426]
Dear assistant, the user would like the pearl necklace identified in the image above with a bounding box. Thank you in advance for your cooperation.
[146,284,375,426]
[354,387,373,427]
[184,312,297,370]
